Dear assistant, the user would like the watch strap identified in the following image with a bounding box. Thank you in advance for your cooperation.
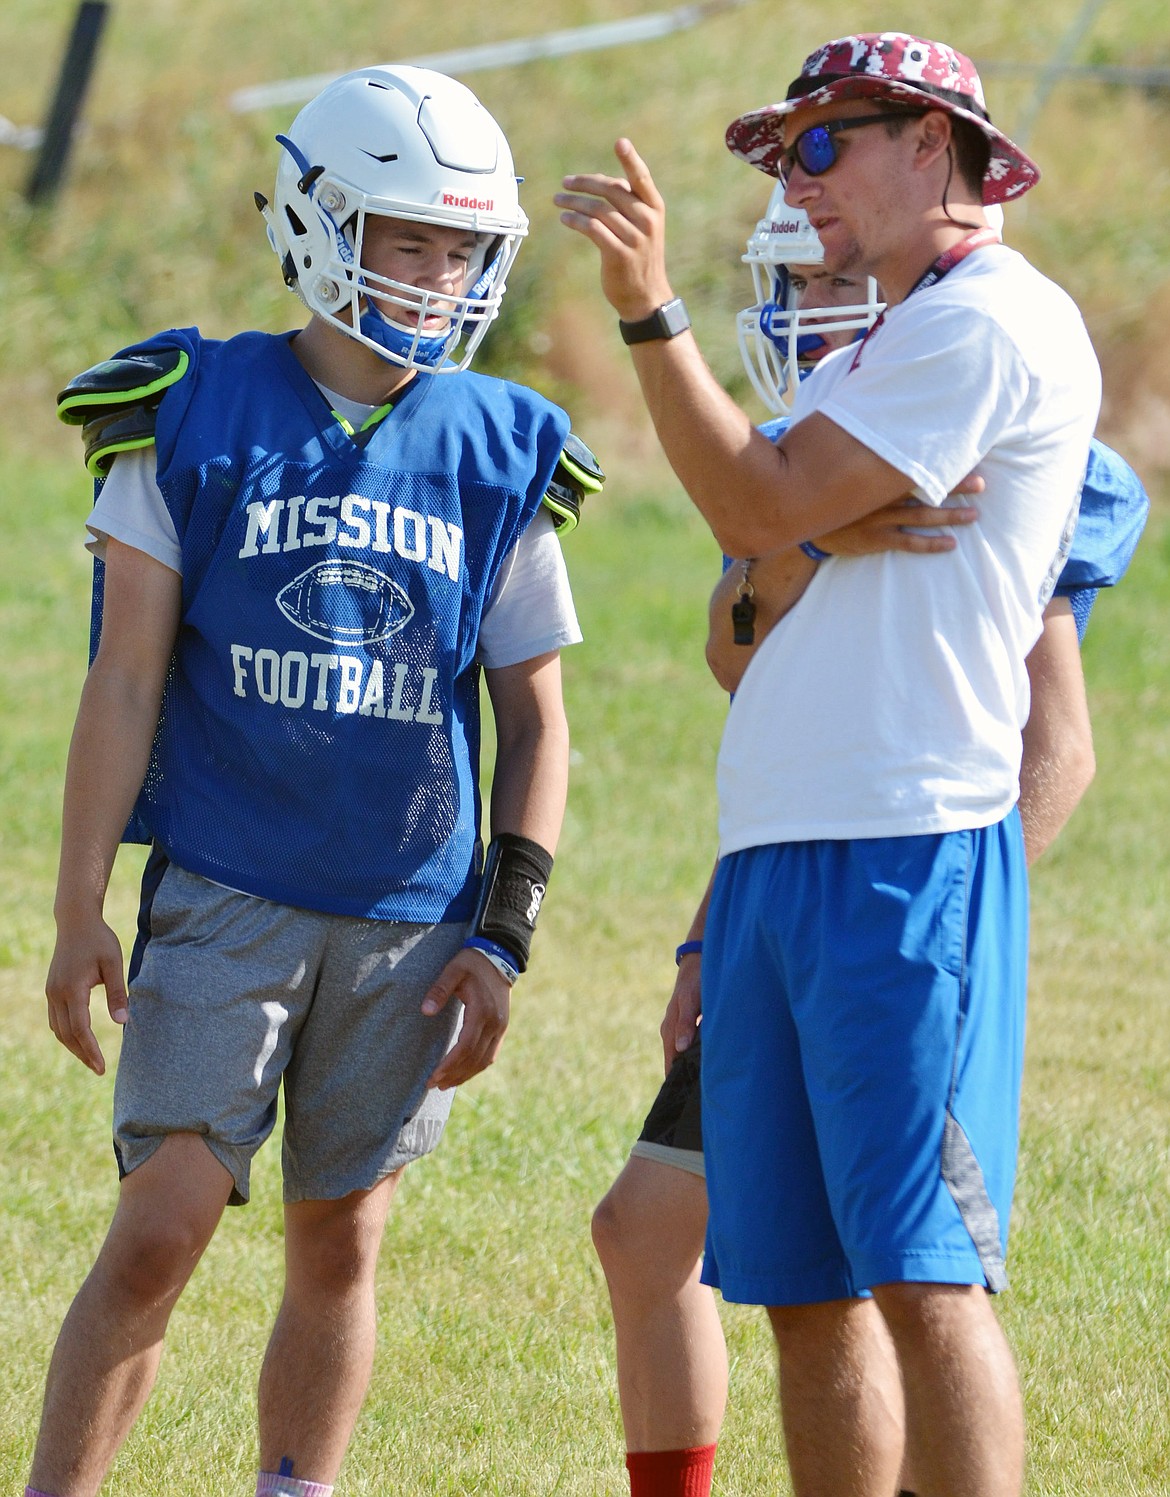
[618,297,692,345]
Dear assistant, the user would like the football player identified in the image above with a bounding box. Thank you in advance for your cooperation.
[30,66,600,1497]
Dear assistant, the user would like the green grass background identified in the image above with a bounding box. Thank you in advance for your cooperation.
[2,0,1170,1491]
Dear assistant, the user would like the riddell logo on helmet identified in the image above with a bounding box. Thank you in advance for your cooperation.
[442,193,495,210]
[770,219,805,233]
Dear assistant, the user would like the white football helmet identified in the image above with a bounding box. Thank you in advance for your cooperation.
[259,65,527,373]
[736,186,883,417]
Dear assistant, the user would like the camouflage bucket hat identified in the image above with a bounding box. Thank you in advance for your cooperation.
[726,32,1040,205]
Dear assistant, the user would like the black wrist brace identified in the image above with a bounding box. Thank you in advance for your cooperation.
[472,833,554,973]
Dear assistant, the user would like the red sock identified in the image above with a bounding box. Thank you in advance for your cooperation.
[626,1444,717,1497]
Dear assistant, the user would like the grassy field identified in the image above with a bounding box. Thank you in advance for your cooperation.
[1,447,1167,1494]
[2,0,1170,1491]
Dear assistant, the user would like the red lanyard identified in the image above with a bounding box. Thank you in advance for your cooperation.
[849,228,1001,373]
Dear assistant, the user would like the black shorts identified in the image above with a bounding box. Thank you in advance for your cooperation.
[631,1031,703,1174]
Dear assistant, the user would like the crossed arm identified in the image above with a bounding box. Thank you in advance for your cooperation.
[705,491,983,691]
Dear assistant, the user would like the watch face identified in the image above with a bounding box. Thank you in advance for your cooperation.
[661,299,691,337]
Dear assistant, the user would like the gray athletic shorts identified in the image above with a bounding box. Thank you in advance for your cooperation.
[113,863,466,1205]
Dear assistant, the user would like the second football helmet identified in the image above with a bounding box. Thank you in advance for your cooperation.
[736,186,883,417]
[259,65,527,373]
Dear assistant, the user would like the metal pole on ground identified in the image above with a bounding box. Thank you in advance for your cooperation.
[24,0,111,206]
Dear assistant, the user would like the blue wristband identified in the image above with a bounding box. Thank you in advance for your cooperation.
[799,540,831,562]
[675,940,704,965]
[464,936,521,984]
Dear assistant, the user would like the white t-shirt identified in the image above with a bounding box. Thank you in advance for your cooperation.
[717,244,1101,852]
[86,389,581,671]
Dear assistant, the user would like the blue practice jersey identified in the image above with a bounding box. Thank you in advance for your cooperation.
[1052,438,1149,638]
[90,327,570,921]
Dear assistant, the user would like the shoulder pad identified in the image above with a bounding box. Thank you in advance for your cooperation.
[542,431,605,535]
[57,346,190,477]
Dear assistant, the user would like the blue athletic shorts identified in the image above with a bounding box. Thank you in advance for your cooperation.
[700,816,1028,1306]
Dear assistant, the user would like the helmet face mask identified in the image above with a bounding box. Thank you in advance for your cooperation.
[736,187,883,417]
[261,65,528,374]
[328,205,503,370]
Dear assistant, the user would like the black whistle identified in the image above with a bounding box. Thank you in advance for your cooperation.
[731,594,756,646]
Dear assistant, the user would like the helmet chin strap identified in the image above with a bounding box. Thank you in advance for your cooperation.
[759,302,828,364]
[357,301,450,368]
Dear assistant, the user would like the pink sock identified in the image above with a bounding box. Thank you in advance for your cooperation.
[626,1444,718,1497]
[255,1473,333,1497]
[26,1488,59,1497]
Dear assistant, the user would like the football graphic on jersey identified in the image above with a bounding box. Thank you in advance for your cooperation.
[276,560,415,644]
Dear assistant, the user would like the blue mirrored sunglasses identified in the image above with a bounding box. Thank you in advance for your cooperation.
[778,111,927,186]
